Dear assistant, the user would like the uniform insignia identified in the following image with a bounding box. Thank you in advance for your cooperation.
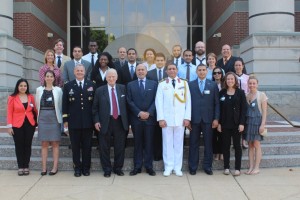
[159,78,166,83]
[87,87,93,91]
[88,97,93,100]
[69,89,74,95]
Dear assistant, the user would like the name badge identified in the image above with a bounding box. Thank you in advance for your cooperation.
[220,96,225,101]
[251,102,256,107]
[46,97,53,101]
[204,90,210,94]
[29,103,34,107]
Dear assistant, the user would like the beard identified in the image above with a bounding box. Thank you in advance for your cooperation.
[197,49,205,56]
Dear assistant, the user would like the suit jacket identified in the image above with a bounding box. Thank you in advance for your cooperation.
[189,79,220,124]
[146,67,168,82]
[219,88,247,126]
[126,79,158,125]
[58,54,71,73]
[217,56,237,74]
[155,77,191,126]
[166,57,184,66]
[62,79,95,129]
[91,69,108,89]
[35,86,63,123]
[62,59,92,83]
[7,94,37,128]
[117,63,138,85]
[114,60,128,71]
[92,84,128,134]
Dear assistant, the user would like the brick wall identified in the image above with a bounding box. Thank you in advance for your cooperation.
[296,12,300,32]
[206,0,234,29]
[13,0,68,53]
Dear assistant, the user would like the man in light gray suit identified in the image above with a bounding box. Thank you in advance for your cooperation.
[63,46,92,83]
[92,68,128,178]
[188,64,220,176]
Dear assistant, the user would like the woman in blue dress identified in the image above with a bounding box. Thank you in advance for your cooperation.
[245,76,268,175]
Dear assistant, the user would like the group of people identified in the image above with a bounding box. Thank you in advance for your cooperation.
[6,39,268,178]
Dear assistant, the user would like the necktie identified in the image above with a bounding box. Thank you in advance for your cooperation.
[224,58,228,65]
[186,64,190,81]
[198,57,205,65]
[200,80,204,94]
[175,58,179,67]
[140,80,145,94]
[111,88,118,119]
[172,79,175,88]
[158,69,162,81]
[79,81,82,90]
[57,56,61,68]
[91,54,94,68]
[130,65,134,79]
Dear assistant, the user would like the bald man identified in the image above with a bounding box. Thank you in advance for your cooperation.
[192,41,206,66]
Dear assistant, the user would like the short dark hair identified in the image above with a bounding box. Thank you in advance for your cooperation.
[183,49,193,55]
[11,78,30,96]
[156,52,166,60]
[54,38,64,46]
[127,48,137,54]
[167,63,177,69]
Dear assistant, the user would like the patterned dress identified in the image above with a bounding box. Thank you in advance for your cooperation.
[245,99,263,141]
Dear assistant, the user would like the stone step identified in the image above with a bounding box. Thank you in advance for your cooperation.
[1,131,299,146]
[1,154,300,171]
[1,142,300,158]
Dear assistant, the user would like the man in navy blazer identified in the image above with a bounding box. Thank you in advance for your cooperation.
[92,68,129,178]
[188,64,220,175]
[117,48,138,85]
[127,64,158,176]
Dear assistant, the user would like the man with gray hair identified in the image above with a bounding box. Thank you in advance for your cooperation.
[92,68,128,178]
[62,64,96,177]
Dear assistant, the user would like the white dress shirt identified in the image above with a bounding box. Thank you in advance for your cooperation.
[82,52,98,65]
[107,84,120,115]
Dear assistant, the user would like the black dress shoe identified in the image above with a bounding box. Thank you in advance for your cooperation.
[82,171,90,176]
[204,169,213,175]
[104,172,111,178]
[146,168,156,176]
[189,171,196,175]
[114,170,124,176]
[153,157,162,161]
[41,170,47,176]
[129,169,141,176]
[49,170,58,176]
[74,171,81,177]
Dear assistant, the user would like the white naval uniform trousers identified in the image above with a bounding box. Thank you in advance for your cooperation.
[155,76,191,172]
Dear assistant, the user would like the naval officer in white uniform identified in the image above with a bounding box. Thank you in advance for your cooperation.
[155,64,191,177]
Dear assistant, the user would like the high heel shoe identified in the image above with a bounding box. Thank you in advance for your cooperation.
[41,170,47,176]
[49,170,58,176]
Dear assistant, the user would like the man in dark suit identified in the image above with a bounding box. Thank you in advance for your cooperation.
[146,52,167,161]
[92,68,128,178]
[63,46,92,83]
[113,47,128,70]
[217,44,247,74]
[147,52,168,82]
[62,64,96,177]
[127,64,158,176]
[188,64,220,175]
[166,44,184,67]
[117,48,138,85]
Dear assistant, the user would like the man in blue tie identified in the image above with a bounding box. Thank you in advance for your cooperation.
[188,64,220,175]
[127,64,158,176]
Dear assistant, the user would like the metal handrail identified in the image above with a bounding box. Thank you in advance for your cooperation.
[268,102,300,128]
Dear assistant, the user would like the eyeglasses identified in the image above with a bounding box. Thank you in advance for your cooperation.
[213,72,222,75]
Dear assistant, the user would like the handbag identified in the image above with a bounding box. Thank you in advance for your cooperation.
[260,128,267,137]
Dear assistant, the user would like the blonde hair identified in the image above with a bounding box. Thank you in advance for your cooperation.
[44,49,56,65]
[248,75,259,83]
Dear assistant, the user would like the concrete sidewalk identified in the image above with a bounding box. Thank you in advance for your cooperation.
[0,168,299,200]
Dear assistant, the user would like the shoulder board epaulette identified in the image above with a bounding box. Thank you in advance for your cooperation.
[159,78,166,83]
[179,78,187,81]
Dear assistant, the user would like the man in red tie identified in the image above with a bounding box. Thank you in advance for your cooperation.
[92,68,129,178]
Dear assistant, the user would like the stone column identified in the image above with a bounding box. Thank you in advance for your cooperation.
[0,0,13,36]
[249,0,294,34]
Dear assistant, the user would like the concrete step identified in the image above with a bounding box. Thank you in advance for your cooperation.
[1,142,300,159]
[1,154,300,171]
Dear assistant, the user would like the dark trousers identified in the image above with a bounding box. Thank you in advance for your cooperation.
[12,118,35,169]
[153,124,162,160]
[99,117,126,173]
[212,128,222,154]
[69,128,93,172]
[131,123,155,169]
[188,121,213,171]
[222,128,242,170]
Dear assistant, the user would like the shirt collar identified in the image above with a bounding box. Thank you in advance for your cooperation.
[198,78,206,84]
[76,79,84,85]
[138,77,146,82]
